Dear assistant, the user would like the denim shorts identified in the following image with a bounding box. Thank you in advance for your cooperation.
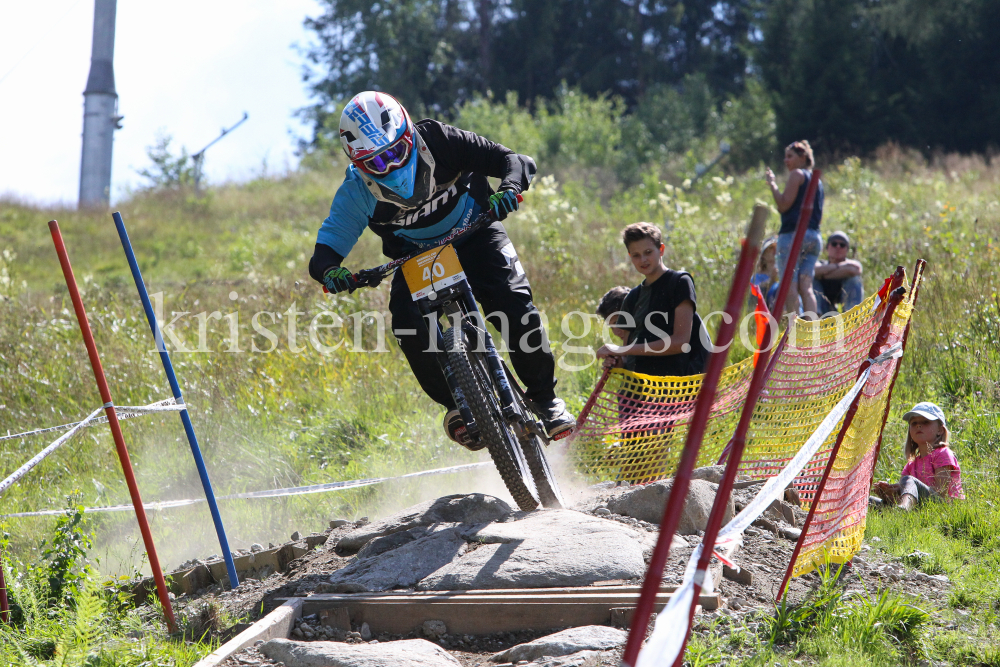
[776,229,822,282]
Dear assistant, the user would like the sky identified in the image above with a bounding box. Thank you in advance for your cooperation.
[0,0,323,206]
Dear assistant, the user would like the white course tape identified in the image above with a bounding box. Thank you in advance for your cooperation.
[0,398,185,499]
[636,342,902,667]
[0,398,183,442]
[1,462,492,518]
[0,407,106,497]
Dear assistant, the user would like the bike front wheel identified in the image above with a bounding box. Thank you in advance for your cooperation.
[443,327,539,511]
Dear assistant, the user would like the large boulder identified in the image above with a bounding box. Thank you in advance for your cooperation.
[327,527,468,591]
[690,465,726,484]
[607,479,733,535]
[418,510,647,590]
[335,494,511,555]
[491,626,627,663]
[260,638,460,667]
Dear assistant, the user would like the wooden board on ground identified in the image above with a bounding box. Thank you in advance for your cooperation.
[289,586,721,636]
[193,598,302,667]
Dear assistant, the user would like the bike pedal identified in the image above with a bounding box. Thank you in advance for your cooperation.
[445,410,486,451]
[550,425,575,441]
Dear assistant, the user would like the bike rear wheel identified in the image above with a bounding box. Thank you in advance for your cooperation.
[443,327,539,511]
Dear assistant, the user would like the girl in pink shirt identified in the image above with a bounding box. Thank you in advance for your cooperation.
[875,402,964,509]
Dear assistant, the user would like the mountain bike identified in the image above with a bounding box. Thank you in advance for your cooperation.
[345,200,565,511]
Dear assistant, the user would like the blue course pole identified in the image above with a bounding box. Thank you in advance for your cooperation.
[112,212,240,589]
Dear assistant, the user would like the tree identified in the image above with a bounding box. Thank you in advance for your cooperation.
[136,133,194,189]
[299,0,760,146]
[300,0,482,136]
[758,0,1000,154]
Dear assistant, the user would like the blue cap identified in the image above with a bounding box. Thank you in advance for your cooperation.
[902,402,946,428]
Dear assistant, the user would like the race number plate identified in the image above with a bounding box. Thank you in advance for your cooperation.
[401,244,466,300]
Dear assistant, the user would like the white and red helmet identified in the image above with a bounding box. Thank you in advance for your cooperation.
[339,91,413,174]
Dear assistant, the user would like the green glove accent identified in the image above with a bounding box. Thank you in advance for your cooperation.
[488,190,519,221]
[323,266,356,294]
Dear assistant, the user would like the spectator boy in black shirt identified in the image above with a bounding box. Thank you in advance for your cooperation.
[596,222,709,376]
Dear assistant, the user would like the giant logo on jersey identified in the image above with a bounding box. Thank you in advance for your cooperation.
[394,184,460,227]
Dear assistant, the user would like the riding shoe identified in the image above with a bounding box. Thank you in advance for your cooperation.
[529,397,576,441]
[443,409,486,451]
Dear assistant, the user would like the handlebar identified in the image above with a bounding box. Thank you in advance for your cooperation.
[348,193,524,292]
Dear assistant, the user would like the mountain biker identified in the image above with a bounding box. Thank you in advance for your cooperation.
[308,91,576,447]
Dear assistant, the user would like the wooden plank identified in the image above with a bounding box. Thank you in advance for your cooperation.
[297,587,723,635]
[193,598,302,667]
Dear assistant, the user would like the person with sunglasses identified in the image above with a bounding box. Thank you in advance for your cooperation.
[812,230,864,314]
[307,91,575,445]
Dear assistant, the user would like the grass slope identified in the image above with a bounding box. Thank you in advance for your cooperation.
[0,152,998,664]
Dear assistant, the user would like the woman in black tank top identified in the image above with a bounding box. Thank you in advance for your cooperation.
[765,140,823,318]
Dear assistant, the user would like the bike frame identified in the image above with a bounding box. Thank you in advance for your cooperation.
[343,194,551,453]
[417,273,532,446]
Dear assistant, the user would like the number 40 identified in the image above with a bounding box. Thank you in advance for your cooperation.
[422,263,446,282]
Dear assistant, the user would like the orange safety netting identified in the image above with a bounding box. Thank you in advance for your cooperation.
[571,271,916,577]
[788,292,913,575]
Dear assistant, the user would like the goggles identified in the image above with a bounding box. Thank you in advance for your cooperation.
[356,132,413,176]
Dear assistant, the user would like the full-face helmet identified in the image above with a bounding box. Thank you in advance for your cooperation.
[339,91,417,198]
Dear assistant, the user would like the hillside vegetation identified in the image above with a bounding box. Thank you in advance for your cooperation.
[1,144,998,664]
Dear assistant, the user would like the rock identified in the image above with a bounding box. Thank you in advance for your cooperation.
[753,517,777,534]
[767,500,796,526]
[778,526,801,541]
[360,622,372,641]
[607,479,733,535]
[727,596,746,611]
[594,508,611,517]
[690,466,726,484]
[336,494,511,555]
[723,564,753,585]
[357,524,459,560]
[327,528,468,591]
[419,510,647,590]
[421,620,448,639]
[260,638,461,667]
[291,531,301,542]
[525,651,601,667]
[491,626,626,663]
[330,519,351,529]
[316,581,366,594]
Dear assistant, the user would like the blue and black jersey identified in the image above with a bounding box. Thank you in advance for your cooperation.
[309,119,535,282]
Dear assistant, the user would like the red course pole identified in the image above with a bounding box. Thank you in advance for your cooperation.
[574,367,611,432]
[868,261,925,485]
[620,204,768,666]
[775,278,908,601]
[48,220,177,632]
[0,558,9,623]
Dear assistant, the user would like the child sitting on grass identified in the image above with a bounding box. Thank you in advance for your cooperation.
[595,222,708,376]
[874,402,965,510]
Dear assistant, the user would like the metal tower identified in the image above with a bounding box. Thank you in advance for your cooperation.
[79,0,122,207]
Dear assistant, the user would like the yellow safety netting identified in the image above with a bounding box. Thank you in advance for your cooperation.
[571,271,917,579]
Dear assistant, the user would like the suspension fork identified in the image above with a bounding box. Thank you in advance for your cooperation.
[418,297,480,439]
[458,282,519,419]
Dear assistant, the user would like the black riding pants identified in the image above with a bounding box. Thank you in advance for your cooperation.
[389,222,557,410]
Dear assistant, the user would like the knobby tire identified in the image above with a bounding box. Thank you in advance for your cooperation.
[520,432,564,509]
[442,327,539,511]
